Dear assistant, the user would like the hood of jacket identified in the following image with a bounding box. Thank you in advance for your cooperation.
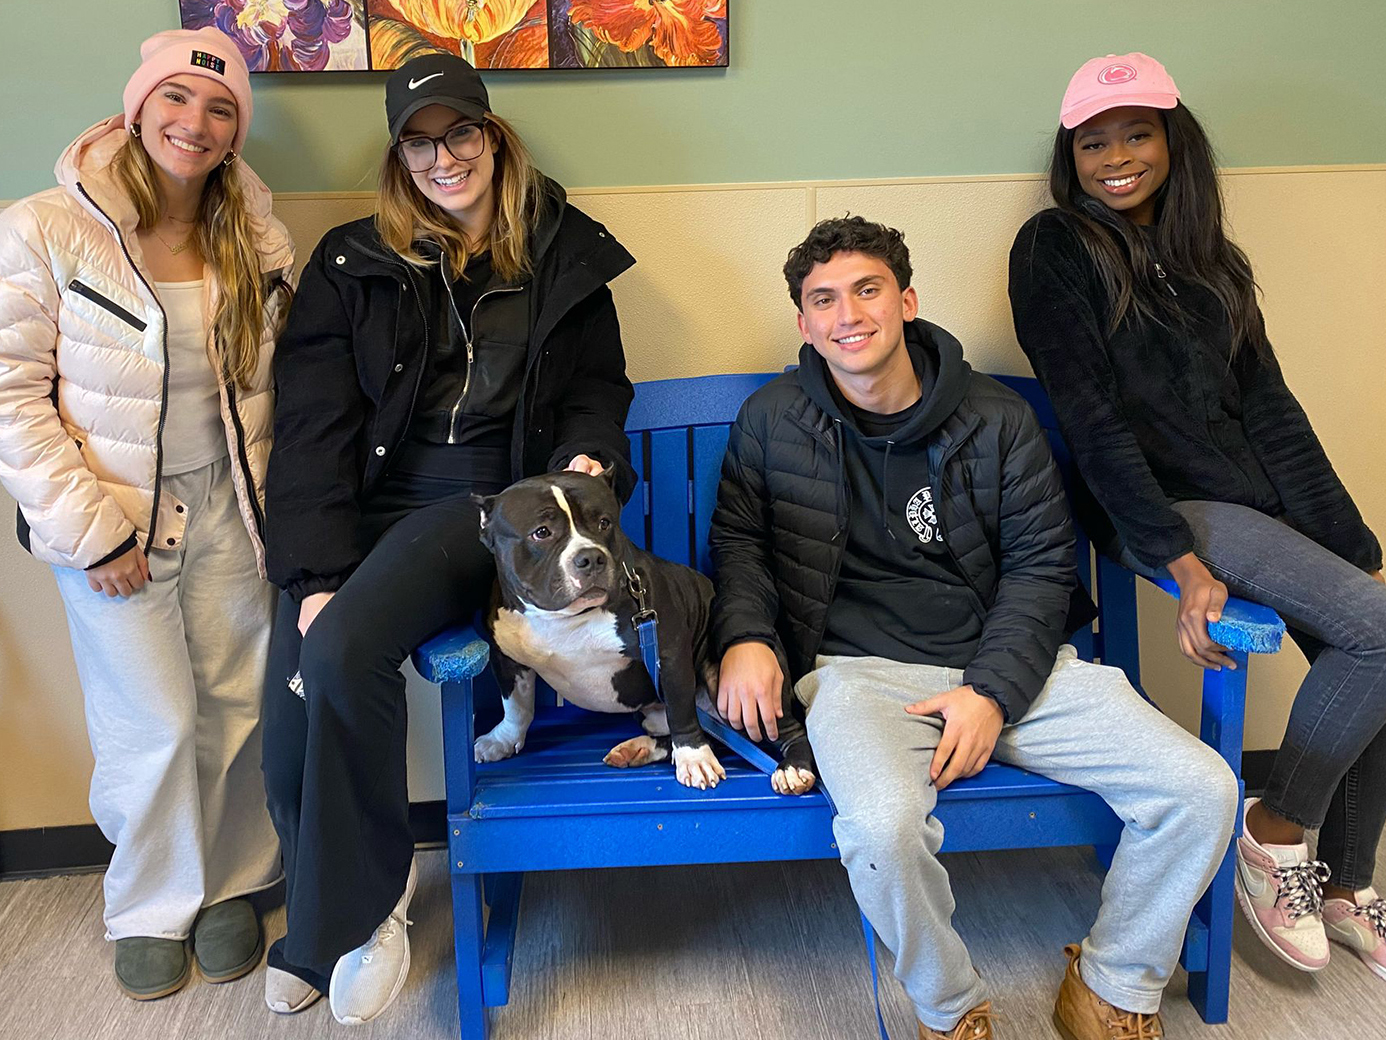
[55,116,293,276]
[796,318,972,446]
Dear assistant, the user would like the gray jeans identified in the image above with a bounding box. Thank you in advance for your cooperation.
[797,647,1237,1031]
[1119,500,1386,889]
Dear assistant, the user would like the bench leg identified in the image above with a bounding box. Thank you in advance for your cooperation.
[452,872,488,1040]
[1187,842,1234,1023]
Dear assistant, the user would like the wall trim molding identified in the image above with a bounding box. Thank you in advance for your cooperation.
[5,163,1382,211]
[267,162,1386,203]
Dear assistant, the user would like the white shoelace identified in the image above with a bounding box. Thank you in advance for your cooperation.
[1349,896,1386,940]
[359,912,414,965]
[1274,859,1332,920]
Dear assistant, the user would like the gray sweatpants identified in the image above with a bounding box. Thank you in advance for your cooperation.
[51,457,279,941]
[797,646,1238,1031]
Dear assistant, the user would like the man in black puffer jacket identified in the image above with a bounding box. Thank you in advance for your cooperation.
[709,217,1238,1040]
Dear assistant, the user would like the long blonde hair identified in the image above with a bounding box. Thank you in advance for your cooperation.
[375,113,545,282]
[111,136,290,389]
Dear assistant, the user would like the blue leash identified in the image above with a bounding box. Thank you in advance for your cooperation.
[624,563,893,1040]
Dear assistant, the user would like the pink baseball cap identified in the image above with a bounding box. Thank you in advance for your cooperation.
[123,28,254,154]
[1060,52,1181,130]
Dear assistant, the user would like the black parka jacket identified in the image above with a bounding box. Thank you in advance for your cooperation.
[709,320,1095,723]
[265,181,635,600]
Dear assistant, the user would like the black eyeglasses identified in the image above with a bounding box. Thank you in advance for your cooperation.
[396,123,486,173]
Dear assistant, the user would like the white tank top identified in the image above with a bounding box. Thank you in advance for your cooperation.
[155,280,228,475]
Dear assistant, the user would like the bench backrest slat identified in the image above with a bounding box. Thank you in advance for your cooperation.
[621,372,1106,660]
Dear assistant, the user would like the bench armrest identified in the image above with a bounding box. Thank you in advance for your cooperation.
[1143,577,1286,655]
[413,625,490,684]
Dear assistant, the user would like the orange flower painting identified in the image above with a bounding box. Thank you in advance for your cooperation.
[565,0,727,67]
[328,0,728,70]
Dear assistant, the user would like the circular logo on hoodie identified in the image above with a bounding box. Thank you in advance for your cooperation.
[906,486,940,545]
[1098,63,1138,85]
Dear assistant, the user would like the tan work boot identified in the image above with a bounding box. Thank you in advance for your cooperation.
[1053,944,1163,1040]
[919,1001,995,1039]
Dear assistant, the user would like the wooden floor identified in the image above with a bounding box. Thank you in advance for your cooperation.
[1,841,1382,1040]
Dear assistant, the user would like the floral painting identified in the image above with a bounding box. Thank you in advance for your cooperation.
[180,1,729,72]
[178,0,370,71]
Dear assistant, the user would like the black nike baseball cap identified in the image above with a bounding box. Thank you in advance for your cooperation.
[385,54,491,145]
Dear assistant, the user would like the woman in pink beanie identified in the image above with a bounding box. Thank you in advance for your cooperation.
[0,26,293,1000]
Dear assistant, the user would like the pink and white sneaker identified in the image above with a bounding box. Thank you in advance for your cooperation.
[1233,797,1331,971]
[1324,888,1386,982]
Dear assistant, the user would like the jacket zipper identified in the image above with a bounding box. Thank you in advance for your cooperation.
[930,430,990,612]
[1153,261,1179,297]
[808,419,853,662]
[77,183,169,556]
[440,280,523,444]
[223,380,265,540]
[67,280,148,332]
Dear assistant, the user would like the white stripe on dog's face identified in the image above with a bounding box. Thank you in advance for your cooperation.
[552,484,606,599]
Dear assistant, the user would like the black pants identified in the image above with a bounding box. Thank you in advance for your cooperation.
[263,472,504,988]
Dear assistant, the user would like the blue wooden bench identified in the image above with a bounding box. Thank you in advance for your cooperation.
[413,372,1286,1039]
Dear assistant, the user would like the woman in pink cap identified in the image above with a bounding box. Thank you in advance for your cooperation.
[0,28,293,999]
[1011,51,1386,1014]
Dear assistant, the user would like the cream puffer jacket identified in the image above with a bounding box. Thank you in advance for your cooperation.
[0,118,294,574]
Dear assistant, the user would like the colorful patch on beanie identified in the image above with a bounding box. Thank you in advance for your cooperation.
[190,50,226,75]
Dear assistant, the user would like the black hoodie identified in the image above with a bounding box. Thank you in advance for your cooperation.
[812,325,985,665]
[710,317,1094,722]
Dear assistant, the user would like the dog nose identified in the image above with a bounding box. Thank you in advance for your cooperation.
[573,550,607,572]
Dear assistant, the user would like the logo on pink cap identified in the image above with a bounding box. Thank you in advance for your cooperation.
[1098,63,1137,85]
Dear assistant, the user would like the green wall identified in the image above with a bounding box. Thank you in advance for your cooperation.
[4,1,1384,199]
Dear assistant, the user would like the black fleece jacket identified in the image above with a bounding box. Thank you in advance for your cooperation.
[709,320,1094,723]
[1009,209,1381,574]
[265,180,636,600]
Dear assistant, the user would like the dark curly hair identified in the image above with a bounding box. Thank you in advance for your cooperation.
[784,216,913,310]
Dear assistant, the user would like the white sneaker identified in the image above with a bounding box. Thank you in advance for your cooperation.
[328,858,419,1025]
[264,965,322,1014]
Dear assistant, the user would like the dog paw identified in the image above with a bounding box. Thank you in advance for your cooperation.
[673,744,726,790]
[474,730,522,763]
[771,764,817,795]
[604,735,659,768]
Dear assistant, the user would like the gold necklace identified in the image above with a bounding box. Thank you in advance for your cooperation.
[153,227,193,255]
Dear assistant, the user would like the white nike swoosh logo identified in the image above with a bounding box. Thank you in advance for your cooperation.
[1237,855,1269,900]
[408,72,444,90]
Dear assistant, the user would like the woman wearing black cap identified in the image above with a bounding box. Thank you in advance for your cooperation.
[259,54,636,1023]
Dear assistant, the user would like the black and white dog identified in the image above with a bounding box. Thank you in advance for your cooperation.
[472,469,816,794]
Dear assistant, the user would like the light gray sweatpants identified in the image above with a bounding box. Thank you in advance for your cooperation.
[797,645,1238,1032]
[51,457,280,941]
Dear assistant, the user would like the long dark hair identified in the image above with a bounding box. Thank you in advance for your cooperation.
[1046,102,1265,358]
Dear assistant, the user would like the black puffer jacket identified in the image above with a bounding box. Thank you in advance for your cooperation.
[266,181,635,600]
[1010,209,1381,574]
[709,320,1095,723]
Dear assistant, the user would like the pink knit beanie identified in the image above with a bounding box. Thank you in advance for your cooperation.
[123,28,253,154]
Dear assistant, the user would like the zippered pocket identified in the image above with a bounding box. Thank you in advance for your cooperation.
[67,279,148,332]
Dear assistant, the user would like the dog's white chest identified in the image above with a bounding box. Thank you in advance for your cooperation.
[492,606,634,712]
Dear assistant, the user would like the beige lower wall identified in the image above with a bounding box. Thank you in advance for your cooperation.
[3,166,1382,829]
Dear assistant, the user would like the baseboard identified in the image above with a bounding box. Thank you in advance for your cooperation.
[0,801,452,881]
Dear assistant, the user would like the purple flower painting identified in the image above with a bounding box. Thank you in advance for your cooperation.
[179,0,369,72]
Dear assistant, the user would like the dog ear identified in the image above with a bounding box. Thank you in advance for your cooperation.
[594,462,616,488]
[471,493,495,547]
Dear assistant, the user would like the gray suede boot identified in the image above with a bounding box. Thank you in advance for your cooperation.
[193,899,263,983]
[113,937,191,1000]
